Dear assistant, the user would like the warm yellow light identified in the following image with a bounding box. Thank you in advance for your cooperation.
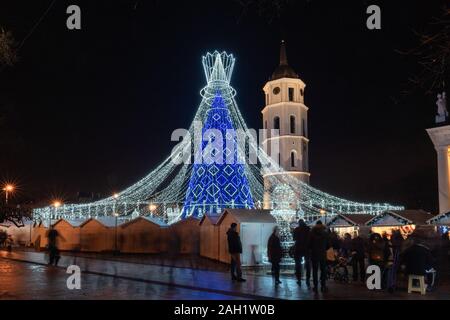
[113,193,119,199]
[320,209,326,215]
[53,201,62,208]
[3,184,14,192]
[114,213,119,217]
[149,204,157,211]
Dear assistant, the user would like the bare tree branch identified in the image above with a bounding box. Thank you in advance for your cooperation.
[0,28,17,67]
[399,6,450,95]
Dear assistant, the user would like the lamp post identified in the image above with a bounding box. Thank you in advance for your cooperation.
[114,212,119,255]
[320,209,327,225]
[113,193,119,255]
[3,184,14,205]
[149,203,157,217]
[52,201,61,227]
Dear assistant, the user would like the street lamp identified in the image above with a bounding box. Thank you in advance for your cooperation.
[114,212,119,254]
[149,203,157,216]
[320,209,327,225]
[51,201,62,227]
[3,184,14,205]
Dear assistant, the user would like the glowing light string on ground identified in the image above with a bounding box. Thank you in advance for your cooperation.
[33,51,404,223]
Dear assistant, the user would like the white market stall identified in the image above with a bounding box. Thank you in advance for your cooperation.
[79,218,125,252]
[366,210,434,238]
[168,216,200,254]
[199,213,221,260]
[32,220,58,250]
[427,212,450,235]
[0,220,34,247]
[52,219,83,251]
[216,209,276,266]
[327,214,373,237]
[119,216,168,254]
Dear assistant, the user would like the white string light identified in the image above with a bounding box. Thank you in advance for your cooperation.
[33,51,404,224]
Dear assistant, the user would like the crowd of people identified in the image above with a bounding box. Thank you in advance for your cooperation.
[227,220,450,293]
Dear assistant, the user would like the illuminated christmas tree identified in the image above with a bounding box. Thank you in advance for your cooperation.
[182,90,254,218]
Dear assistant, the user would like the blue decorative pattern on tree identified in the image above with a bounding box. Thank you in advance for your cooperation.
[182,91,254,218]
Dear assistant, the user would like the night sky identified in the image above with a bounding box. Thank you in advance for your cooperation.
[0,0,446,211]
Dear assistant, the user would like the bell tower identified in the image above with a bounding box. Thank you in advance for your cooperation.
[262,41,310,208]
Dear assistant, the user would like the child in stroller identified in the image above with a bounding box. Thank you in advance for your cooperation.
[327,248,351,283]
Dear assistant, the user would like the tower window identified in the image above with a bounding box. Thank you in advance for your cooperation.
[290,115,296,134]
[291,151,296,168]
[273,116,280,131]
[288,88,294,101]
[302,118,307,137]
[273,87,280,95]
[300,88,304,97]
[264,120,267,129]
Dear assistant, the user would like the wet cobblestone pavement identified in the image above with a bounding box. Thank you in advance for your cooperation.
[0,259,243,300]
[1,250,449,300]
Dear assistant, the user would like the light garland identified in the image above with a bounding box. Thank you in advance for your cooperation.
[33,51,404,226]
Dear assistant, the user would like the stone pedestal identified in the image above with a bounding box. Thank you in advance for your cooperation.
[427,125,450,213]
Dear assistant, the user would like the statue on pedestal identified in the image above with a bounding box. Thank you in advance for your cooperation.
[436,92,448,124]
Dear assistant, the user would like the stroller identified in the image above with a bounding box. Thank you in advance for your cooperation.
[327,249,351,283]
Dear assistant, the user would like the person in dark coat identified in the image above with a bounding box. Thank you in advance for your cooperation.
[227,223,245,282]
[351,233,366,282]
[341,233,352,258]
[267,226,282,285]
[292,219,311,287]
[308,221,330,293]
[368,233,386,268]
[391,229,404,256]
[329,231,341,251]
[47,226,62,266]
[401,238,434,277]
[382,232,391,264]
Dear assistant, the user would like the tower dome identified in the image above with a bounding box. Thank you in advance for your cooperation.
[271,40,299,80]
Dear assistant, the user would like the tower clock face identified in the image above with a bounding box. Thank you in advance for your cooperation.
[273,87,281,95]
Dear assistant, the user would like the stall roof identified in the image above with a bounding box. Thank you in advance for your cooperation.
[199,213,222,226]
[390,210,434,225]
[119,216,167,228]
[217,209,276,225]
[170,216,200,226]
[53,219,85,227]
[426,212,450,226]
[366,210,433,226]
[141,216,168,227]
[328,214,375,227]
[341,214,375,226]
[80,217,127,228]
[41,220,59,228]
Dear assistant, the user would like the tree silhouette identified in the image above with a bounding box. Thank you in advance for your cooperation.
[399,7,450,95]
[0,28,17,67]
